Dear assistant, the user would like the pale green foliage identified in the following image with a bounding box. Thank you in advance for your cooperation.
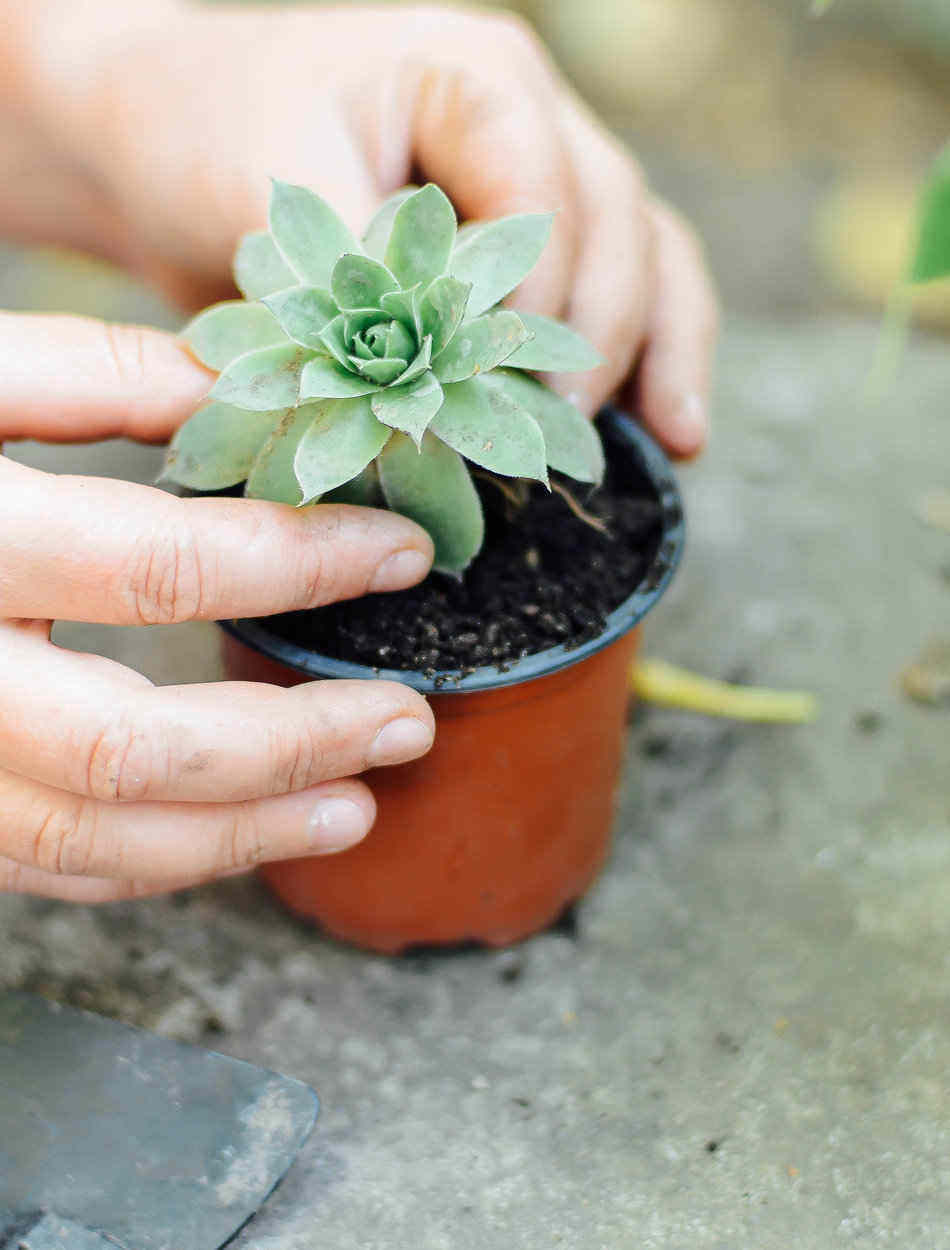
[169,180,605,573]
[910,143,950,285]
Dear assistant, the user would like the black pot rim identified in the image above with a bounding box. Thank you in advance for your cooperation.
[220,406,685,694]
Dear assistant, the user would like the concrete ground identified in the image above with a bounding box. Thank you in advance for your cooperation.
[2,316,948,1247]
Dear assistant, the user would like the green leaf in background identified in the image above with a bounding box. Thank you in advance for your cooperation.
[485,370,604,483]
[321,463,382,507]
[910,144,950,284]
[810,0,835,14]
[430,376,548,482]
[245,406,320,505]
[164,402,285,489]
[362,188,417,260]
[385,185,457,289]
[504,313,604,373]
[371,372,445,445]
[294,396,392,502]
[263,286,338,350]
[433,311,529,384]
[181,301,290,371]
[232,231,296,299]
[449,213,554,317]
[269,180,358,287]
[378,431,484,574]
[211,343,310,411]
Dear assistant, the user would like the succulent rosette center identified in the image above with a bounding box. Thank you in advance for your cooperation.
[167,180,606,573]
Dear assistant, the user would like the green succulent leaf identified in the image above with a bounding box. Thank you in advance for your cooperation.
[420,276,472,357]
[430,376,548,482]
[181,301,289,371]
[331,253,399,310]
[353,356,408,386]
[164,402,285,490]
[211,343,310,411]
[911,143,950,284]
[294,397,392,502]
[269,180,358,288]
[322,462,383,507]
[380,287,422,338]
[262,286,338,350]
[432,311,529,385]
[386,320,416,360]
[245,407,315,504]
[318,316,353,368]
[343,308,389,340]
[395,335,433,387]
[504,313,604,373]
[371,372,445,445]
[385,185,457,290]
[484,370,604,483]
[233,231,296,299]
[449,213,554,318]
[299,355,381,399]
[378,431,484,574]
[363,188,417,260]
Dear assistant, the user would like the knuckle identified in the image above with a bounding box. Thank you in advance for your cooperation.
[101,322,149,413]
[31,799,98,877]
[487,11,544,64]
[120,520,207,625]
[224,803,267,871]
[84,716,154,802]
[296,510,348,607]
[270,722,323,795]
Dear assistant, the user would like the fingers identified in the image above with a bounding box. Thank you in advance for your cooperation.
[0,312,212,444]
[551,98,653,416]
[629,200,719,458]
[0,624,434,803]
[0,461,433,624]
[0,856,249,903]
[0,766,378,884]
[411,17,580,317]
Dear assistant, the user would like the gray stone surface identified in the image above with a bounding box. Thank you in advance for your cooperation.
[2,317,949,1247]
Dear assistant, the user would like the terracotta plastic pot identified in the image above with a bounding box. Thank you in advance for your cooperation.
[219,409,685,953]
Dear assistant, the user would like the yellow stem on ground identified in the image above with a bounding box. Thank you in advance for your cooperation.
[631,659,819,724]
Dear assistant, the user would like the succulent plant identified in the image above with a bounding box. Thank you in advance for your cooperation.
[165,180,605,572]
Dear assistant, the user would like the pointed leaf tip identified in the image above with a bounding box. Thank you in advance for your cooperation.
[293,396,391,502]
[182,301,290,371]
[433,311,529,384]
[233,231,296,299]
[430,376,547,482]
[449,212,554,317]
[385,184,457,290]
[269,180,358,288]
[503,313,604,373]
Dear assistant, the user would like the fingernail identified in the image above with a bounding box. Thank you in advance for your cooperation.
[368,548,431,593]
[308,798,369,853]
[670,392,707,450]
[369,717,434,767]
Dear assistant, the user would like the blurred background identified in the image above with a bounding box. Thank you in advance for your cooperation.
[3,0,950,329]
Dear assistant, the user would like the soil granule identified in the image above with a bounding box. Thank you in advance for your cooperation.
[263,435,664,680]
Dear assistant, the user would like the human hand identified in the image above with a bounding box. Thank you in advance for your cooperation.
[0,312,435,901]
[20,1,718,458]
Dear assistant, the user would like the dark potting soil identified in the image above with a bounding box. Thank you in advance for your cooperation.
[262,441,664,680]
